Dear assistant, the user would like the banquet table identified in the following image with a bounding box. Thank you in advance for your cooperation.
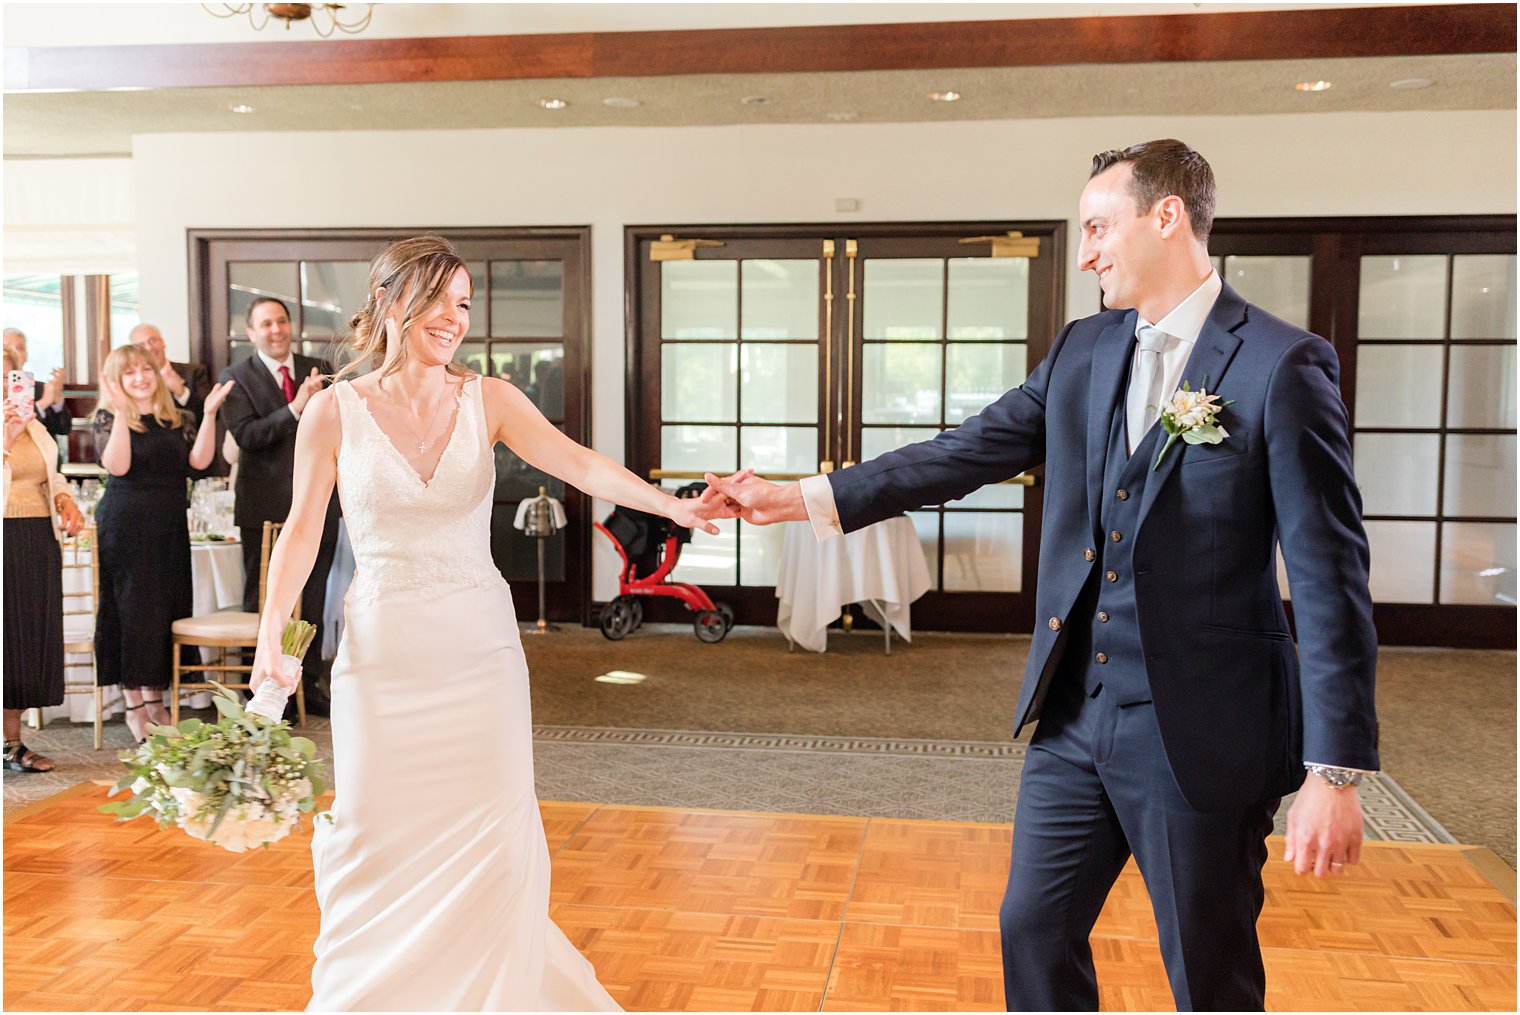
[775,515,932,654]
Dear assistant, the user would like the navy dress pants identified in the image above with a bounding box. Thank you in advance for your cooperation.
[999,679,1279,1011]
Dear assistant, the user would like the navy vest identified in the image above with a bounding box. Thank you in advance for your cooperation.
[1059,398,1166,705]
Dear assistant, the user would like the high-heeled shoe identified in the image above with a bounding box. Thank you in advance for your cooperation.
[123,702,149,745]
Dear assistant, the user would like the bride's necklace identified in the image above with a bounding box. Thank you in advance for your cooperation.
[387,386,454,457]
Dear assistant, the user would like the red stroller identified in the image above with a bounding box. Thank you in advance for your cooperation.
[594,484,733,643]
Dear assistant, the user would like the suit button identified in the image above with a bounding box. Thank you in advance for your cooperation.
[1105,570,1118,582]
[1083,547,1095,561]
[1095,652,1109,664]
[1098,612,1110,623]
[1110,531,1122,543]
[1116,489,1129,501]
[1048,617,1061,631]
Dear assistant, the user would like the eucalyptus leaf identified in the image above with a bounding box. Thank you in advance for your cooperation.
[291,737,317,760]
[177,718,203,734]
[212,696,245,720]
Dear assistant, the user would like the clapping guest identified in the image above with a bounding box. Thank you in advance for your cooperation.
[94,345,233,741]
[130,323,229,478]
[2,345,85,773]
[3,328,71,460]
[218,297,339,716]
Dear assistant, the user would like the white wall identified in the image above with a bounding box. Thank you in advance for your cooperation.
[122,109,1515,597]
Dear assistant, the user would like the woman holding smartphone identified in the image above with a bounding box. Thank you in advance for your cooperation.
[2,345,85,773]
[94,345,232,741]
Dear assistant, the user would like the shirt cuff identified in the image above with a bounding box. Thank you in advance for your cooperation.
[288,403,302,421]
[1304,762,1379,775]
[798,473,843,542]
[174,389,191,406]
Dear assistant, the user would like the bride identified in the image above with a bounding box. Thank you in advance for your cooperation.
[251,235,727,1011]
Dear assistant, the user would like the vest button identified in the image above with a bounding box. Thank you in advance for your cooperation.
[1083,547,1095,561]
[1110,531,1122,542]
[1116,489,1129,501]
[1095,652,1109,664]
[1098,611,1110,622]
[1105,570,1118,582]
[1048,617,1062,631]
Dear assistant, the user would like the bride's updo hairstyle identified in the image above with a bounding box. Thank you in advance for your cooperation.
[336,235,473,384]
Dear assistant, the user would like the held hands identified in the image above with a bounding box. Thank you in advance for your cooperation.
[202,379,236,417]
[1283,773,1364,878]
[701,470,807,526]
[668,491,731,536]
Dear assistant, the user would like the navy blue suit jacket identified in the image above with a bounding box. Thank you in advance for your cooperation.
[828,283,1379,811]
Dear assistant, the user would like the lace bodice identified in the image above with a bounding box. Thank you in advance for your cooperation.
[334,377,502,604]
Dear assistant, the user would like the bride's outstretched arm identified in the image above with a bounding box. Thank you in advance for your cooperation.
[250,388,341,693]
[481,376,728,534]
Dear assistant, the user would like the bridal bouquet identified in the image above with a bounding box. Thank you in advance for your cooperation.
[99,621,329,852]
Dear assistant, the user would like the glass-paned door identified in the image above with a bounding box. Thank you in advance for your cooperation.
[1353,252,1517,608]
[630,224,1062,632]
[1210,216,1516,648]
[195,228,593,624]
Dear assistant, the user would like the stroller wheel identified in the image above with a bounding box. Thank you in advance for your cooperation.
[693,610,728,643]
[715,602,735,631]
[628,597,644,631]
[600,597,637,641]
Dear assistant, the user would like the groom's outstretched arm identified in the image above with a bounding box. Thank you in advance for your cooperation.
[708,319,1071,534]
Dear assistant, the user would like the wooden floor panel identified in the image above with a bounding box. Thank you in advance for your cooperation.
[4,787,1514,1012]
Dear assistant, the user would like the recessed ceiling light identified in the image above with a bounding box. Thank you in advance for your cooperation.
[826,111,859,122]
[1294,81,1332,92]
[1390,78,1434,90]
[228,103,254,114]
[538,98,568,110]
[603,97,641,108]
[929,90,962,102]
[741,95,772,106]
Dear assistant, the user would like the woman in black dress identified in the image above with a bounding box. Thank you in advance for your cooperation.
[3,345,86,773]
[94,345,231,741]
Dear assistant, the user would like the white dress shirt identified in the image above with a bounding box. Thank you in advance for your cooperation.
[1125,271,1222,453]
[256,349,303,420]
[800,272,1225,542]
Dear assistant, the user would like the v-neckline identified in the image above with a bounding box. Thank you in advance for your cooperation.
[350,377,470,489]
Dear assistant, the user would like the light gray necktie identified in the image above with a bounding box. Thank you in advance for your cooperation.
[1127,325,1171,454]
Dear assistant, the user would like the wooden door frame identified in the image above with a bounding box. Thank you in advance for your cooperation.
[625,220,1066,632]
[188,225,597,625]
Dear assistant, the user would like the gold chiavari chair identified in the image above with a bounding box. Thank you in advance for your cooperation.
[169,521,306,726]
[29,526,108,747]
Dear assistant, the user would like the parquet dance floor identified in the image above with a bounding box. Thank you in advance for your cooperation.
[5,784,1515,1011]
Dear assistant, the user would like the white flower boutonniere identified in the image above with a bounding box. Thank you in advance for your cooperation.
[1153,381,1233,471]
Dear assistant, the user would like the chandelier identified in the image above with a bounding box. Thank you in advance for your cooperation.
[202,4,375,37]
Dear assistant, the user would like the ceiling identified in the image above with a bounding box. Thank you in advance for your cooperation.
[3,3,1512,158]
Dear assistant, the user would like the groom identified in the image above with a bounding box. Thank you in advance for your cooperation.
[704,139,1379,1010]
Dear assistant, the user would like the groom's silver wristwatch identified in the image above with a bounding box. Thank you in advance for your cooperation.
[1306,764,1363,789]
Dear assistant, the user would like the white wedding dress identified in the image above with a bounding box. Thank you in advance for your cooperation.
[309,377,619,1011]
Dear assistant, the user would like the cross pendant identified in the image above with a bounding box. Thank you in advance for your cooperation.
[417,441,427,454]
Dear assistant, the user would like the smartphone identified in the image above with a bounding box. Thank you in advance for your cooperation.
[6,370,35,419]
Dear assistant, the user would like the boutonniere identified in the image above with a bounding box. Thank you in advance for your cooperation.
[1153,380,1233,471]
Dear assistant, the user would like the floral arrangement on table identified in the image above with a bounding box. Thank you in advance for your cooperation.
[99,621,328,852]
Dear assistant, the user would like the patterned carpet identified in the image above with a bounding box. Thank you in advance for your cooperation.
[5,623,1508,862]
[2,713,1455,847]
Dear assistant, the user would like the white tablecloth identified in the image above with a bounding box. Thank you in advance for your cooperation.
[775,515,932,653]
[44,539,245,725]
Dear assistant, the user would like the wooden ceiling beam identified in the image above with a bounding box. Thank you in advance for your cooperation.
[4,5,1513,93]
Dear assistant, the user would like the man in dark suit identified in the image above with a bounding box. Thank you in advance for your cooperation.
[3,328,71,456]
[705,140,1377,1010]
[218,297,340,715]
